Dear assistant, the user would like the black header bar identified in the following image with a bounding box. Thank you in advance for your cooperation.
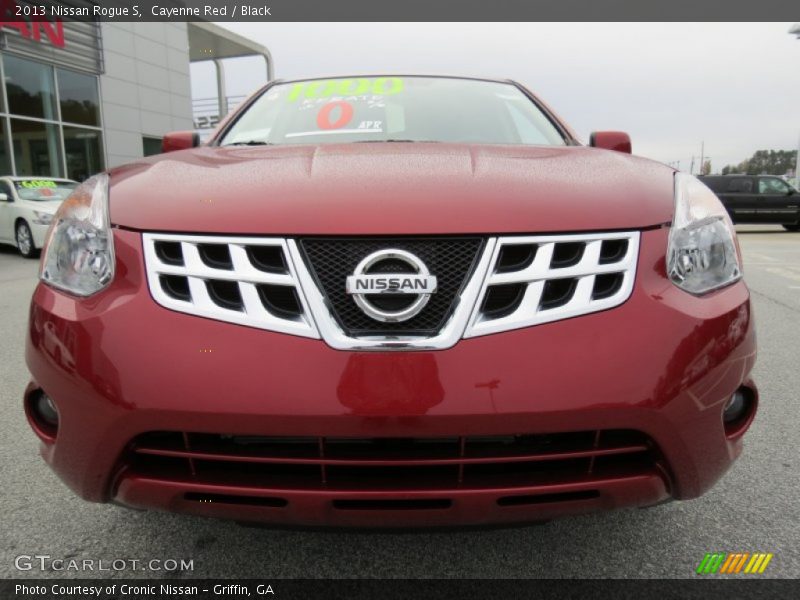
[2,578,799,600]
[1,0,798,22]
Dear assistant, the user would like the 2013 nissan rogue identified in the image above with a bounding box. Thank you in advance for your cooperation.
[24,76,758,527]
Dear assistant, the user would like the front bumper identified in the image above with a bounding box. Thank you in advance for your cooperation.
[30,221,50,249]
[24,227,757,527]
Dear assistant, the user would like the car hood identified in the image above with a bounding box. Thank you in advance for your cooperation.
[108,144,675,235]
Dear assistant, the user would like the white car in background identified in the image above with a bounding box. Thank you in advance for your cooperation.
[0,177,78,258]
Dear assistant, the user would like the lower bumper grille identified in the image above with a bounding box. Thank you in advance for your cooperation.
[123,430,663,493]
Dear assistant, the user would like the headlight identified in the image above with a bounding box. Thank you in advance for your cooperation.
[667,172,741,295]
[32,211,53,225]
[40,173,115,296]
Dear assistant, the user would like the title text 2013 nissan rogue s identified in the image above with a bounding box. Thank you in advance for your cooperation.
[24,76,757,527]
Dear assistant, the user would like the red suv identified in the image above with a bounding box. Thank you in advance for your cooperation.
[25,76,757,528]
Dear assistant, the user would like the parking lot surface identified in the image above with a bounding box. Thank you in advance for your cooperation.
[1,226,798,578]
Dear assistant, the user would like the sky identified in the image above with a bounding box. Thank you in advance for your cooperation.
[191,22,800,173]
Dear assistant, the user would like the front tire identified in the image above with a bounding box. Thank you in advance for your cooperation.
[15,221,37,258]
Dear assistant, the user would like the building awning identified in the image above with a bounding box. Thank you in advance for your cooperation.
[187,22,273,128]
[187,21,273,77]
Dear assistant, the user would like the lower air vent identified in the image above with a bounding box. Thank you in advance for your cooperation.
[185,492,287,508]
[332,499,452,510]
[126,429,664,493]
[497,490,600,506]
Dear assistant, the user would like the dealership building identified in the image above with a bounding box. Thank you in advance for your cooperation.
[0,16,271,181]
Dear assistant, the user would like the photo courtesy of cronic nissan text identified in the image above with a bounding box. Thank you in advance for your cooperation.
[0,1,798,599]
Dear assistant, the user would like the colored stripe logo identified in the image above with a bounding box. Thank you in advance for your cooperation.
[696,552,773,574]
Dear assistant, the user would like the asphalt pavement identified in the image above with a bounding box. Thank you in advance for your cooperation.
[0,226,798,579]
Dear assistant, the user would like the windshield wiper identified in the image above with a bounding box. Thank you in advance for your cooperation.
[222,141,273,146]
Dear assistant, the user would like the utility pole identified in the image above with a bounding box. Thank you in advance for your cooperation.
[791,25,800,186]
[796,132,800,188]
[689,156,695,175]
[699,142,704,175]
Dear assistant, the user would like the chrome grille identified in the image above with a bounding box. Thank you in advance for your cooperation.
[142,231,639,349]
[464,231,640,338]
[142,234,319,338]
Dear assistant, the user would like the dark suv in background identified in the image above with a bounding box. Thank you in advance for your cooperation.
[700,175,799,231]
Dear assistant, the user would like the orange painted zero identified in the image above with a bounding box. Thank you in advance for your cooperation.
[317,101,353,130]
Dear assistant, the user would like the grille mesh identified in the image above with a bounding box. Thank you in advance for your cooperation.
[300,238,484,336]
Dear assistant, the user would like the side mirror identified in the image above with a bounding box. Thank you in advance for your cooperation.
[590,131,632,154]
[0,193,7,202]
[162,131,200,153]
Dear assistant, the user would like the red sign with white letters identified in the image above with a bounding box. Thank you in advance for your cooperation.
[0,0,66,48]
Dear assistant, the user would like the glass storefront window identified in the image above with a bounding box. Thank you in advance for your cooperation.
[3,54,58,121]
[57,68,101,126]
[1,54,105,179]
[10,118,63,177]
[63,126,104,181]
[0,120,11,174]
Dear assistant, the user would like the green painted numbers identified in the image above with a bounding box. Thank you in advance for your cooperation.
[287,78,404,101]
[20,180,57,189]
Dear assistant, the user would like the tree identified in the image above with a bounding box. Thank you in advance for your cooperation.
[701,160,712,175]
[720,149,797,176]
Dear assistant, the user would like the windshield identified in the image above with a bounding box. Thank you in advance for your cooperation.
[14,180,77,202]
[219,77,567,147]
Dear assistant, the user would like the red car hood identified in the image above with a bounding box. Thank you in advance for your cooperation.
[108,144,675,235]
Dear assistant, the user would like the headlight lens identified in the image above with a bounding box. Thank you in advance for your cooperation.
[32,210,53,225]
[40,173,115,296]
[667,172,741,295]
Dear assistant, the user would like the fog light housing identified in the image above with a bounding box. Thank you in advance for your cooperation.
[26,389,59,442]
[722,386,758,440]
[34,392,59,427]
[723,390,747,423]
